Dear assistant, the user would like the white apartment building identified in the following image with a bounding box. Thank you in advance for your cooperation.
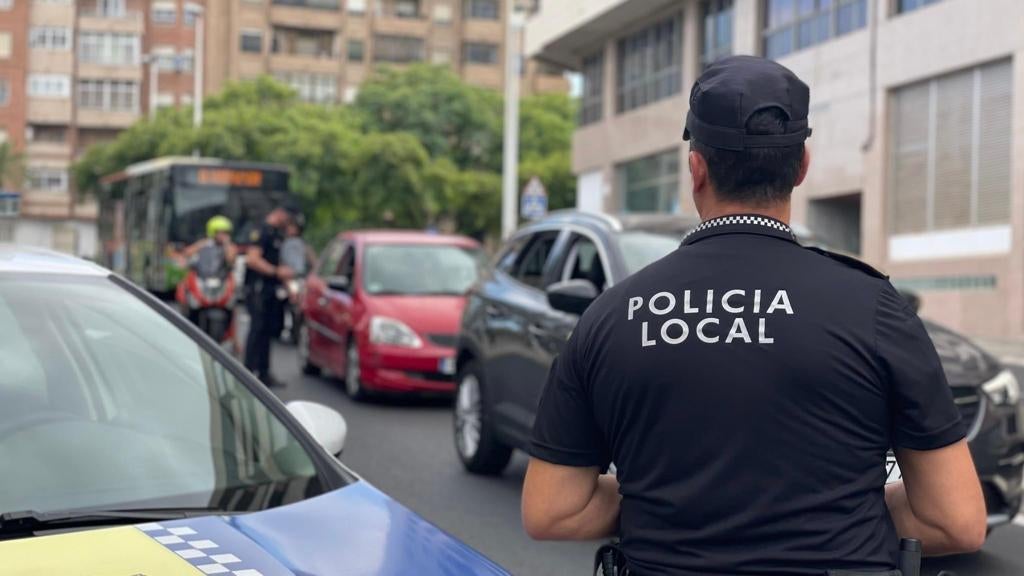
[527,0,1024,340]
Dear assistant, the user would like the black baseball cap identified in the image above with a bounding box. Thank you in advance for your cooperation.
[683,55,812,151]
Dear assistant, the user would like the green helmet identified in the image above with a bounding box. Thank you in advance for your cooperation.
[206,215,233,238]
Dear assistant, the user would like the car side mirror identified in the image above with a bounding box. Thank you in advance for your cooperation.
[899,289,921,314]
[326,275,350,293]
[547,279,599,316]
[286,401,347,456]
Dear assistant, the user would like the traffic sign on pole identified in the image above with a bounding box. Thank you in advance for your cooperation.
[520,176,548,221]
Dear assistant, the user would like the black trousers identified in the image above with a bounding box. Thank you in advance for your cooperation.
[245,290,273,381]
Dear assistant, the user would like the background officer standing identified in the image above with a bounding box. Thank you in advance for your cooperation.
[244,206,294,386]
[521,56,986,575]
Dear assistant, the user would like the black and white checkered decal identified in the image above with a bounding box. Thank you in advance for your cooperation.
[139,519,284,576]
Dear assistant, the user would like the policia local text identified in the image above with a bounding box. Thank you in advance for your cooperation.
[628,289,794,347]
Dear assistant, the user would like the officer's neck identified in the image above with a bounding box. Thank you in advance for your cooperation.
[699,199,791,226]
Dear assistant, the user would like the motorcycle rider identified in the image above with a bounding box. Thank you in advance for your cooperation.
[521,56,986,575]
[181,215,238,269]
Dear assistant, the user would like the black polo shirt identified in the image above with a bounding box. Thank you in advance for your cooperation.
[244,222,283,297]
[530,214,965,575]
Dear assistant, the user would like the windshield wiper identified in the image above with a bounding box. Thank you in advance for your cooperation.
[0,507,221,537]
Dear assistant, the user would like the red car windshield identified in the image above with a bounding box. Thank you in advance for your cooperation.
[362,244,481,296]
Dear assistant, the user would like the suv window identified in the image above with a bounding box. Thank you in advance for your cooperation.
[495,235,529,274]
[512,231,560,289]
[562,234,607,291]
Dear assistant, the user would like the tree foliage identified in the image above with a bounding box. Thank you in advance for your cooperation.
[0,142,25,190]
[74,66,577,244]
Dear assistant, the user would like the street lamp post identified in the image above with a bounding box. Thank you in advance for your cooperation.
[192,7,204,130]
[500,2,525,239]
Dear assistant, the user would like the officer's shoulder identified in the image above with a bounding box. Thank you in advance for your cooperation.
[802,246,888,281]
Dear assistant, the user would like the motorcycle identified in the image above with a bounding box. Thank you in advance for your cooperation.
[176,243,237,347]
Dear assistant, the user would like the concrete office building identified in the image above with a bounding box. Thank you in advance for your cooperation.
[203,0,566,103]
[527,0,1024,339]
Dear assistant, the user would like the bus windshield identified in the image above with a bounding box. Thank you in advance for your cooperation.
[172,185,291,245]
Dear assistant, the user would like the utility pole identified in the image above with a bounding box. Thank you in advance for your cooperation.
[146,54,159,119]
[500,1,525,239]
[193,8,205,131]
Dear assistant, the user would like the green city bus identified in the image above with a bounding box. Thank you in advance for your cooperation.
[99,157,293,295]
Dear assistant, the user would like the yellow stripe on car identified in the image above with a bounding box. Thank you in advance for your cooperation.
[0,525,204,576]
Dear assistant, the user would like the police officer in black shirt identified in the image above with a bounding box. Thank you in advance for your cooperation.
[244,206,294,386]
[521,56,986,575]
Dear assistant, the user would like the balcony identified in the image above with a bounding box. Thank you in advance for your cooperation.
[78,8,144,34]
[271,27,339,61]
[77,108,140,129]
[269,4,344,29]
[271,0,340,9]
[27,100,73,125]
[375,0,425,19]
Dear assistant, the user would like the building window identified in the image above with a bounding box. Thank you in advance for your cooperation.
[763,0,867,60]
[373,34,425,63]
[94,0,127,17]
[462,42,498,65]
[433,3,453,23]
[240,30,263,53]
[347,39,365,62]
[77,79,140,111]
[272,27,336,58]
[896,0,943,14]
[28,74,72,98]
[579,51,603,126]
[700,0,733,69]
[151,1,176,24]
[616,15,682,114]
[29,27,72,51]
[28,168,69,193]
[348,0,366,14]
[0,32,10,59]
[431,46,451,65]
[0,0,11,10]
[463,0,498,19]
[889,59,1012,235]
[0,78,8,106]
[184,2,201,26]
[618,149,680,214]
[274,72,337,104]
[78,32,141,65]
[29,125,67,143]
[271,0,341,8]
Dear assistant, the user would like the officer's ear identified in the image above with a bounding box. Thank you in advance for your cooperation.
[688,150,710,196]
[794,147,811,188]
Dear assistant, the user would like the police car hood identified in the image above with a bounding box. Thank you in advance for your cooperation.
[0,481,508,576]
[922,319,1002,388]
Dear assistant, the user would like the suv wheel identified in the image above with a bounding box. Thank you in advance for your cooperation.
[344,337,370,401]
[454,361,512,475]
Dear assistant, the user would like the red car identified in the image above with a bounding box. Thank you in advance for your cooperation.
[299,230,482,400]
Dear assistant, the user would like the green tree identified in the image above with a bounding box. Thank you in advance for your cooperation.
[518,93,578,212]
[0,142,25,190]
[355,65,502,171]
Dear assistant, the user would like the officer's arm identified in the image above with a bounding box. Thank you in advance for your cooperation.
[522,458,620,540]
[885,440,986,556]
[245,244,277,277]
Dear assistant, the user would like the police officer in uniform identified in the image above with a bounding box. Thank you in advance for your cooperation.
[244,206,294,386]
[521,56,986,575]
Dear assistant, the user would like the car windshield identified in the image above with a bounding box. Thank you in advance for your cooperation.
[617,231,682,275]
[0,274,327,516]
[362,243,481,296]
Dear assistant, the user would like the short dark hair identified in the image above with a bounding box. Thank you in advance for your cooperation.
[689,107,804,206]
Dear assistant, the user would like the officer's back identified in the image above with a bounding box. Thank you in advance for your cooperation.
[523,56,986,576]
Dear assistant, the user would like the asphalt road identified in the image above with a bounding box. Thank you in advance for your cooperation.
[272,344,1024,576]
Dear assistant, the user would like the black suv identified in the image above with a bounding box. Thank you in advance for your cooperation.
[453,211,1024,533]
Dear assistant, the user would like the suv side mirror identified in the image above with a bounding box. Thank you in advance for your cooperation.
[547,279,599,316]
[326,275,350,293]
